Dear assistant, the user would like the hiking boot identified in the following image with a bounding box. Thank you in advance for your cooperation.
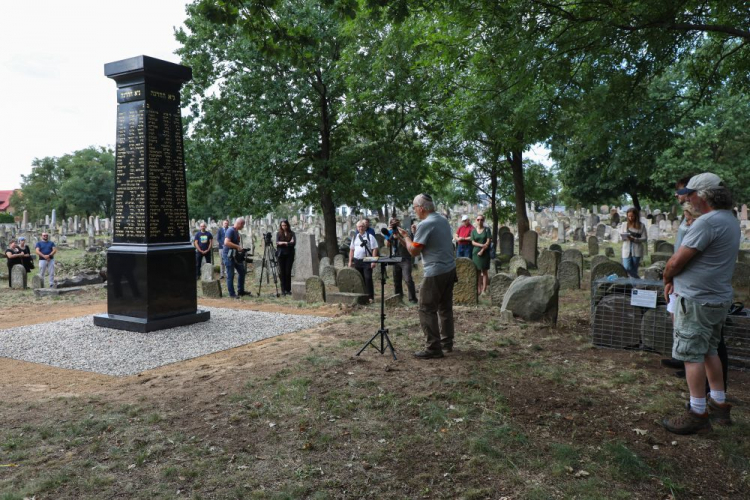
[662,408,711,435]
[707,398,732,426]
[413,350,444,359]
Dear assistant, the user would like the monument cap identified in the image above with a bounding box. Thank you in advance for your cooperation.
[461,215,470,221]
[676,172,722,195]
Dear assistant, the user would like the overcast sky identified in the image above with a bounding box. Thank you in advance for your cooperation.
[0,0,190,189]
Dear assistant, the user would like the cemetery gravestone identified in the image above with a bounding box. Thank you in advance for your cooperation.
[94,56,209,332]
[305,276,326,303]
[521,231,538,267]
[291,233,320,280]
[320,265,337,286]
[454,258,478,305]
[655,241,674,254]
[561,249,584,281]
[10,265,27,289]
[499,232,514,257]
[489,273,515,307]
[538,249,560,276]
[590,261,628,289]
[557,261,580,290]
[590,254,610,270]
[337,267,366,294]
[587,235,599,256]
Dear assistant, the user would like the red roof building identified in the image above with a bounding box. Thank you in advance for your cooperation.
[0,190,17,213]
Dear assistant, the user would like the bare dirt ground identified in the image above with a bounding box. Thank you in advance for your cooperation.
[0,286,748,499]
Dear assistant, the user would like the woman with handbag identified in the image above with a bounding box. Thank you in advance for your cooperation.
[276,220,296,296]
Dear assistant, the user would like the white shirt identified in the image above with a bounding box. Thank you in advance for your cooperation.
[350,232,378,260]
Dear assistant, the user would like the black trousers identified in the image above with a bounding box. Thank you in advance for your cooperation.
[353,259,375,300]
[196,251,212,277]
[277,253,294,293]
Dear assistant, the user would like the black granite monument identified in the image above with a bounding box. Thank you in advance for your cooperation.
[94,56,210,332]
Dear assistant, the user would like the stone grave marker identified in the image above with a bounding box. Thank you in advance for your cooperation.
[10,265,27,289]
[454,257,478,305]
[320,265,337,286]
[590,254,610,270]
[337,267,366,294]
[201,279,222,298]
[489,273,515,307]
[596,224,606,239]
[200,263,214,281]
[549,243,562,252]
[499,232,514,257]
[732,262,750,302]
[590,261,628,289]
[509,255,528,276]
[521,231,538,267]
[557,261,580,290]
[333,254,346,268]
[655,241,674,254]
[291,233,319,280]
[604,247,615,258]
[587,235,599,256]
[32,274,44,289]
[561,249,584,280]
[538,249,560,276]
[501,275,559,324]
[305,276,326,303]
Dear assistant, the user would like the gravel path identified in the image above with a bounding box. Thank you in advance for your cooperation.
[0,307,331,376]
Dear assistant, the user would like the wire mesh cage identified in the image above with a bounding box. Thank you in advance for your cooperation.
[591,278,672,353]
[591,277,750,369]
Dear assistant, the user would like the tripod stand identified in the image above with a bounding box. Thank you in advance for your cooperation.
[356,256,402,360]
[257,238,281,297]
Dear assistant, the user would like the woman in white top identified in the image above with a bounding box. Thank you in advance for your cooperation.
[620,207,647,279]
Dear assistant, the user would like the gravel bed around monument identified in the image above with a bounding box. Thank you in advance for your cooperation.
[0,307,331,376]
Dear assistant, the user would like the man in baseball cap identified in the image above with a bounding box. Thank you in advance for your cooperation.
[662,172,739,434]
[454,214,473,258]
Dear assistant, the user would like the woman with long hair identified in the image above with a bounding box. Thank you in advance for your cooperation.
[471,214,492,295]
[276,220,296,296]
[621,207,647,278]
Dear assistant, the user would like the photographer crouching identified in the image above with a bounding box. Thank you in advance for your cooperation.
[223,217,251,299]
[275,220,295,296]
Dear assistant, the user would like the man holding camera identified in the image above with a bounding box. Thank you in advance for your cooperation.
[349,220,379,302]
[386,217,417,303]
[396,194,456,359]
[223,217,250,299]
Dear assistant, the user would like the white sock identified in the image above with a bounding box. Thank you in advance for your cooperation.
[690,397,706,414]
[710,390,726,404]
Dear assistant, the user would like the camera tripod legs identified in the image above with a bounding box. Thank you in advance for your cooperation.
[356,327,397,360]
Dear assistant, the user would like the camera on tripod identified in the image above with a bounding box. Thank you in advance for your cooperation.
[264,232,273,245]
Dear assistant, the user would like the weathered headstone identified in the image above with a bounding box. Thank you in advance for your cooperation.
[10,265,27,289]
[538,249,560,276]
[489,273,515,307]
[200,280,222,298]
[561,249,584,280]
[549,244,562,252]
[509,255,528,276]
[291,233,319,280]
[305,276,326,303]
[319,256,331,268]
[590,254,610,270]
[200,263,213,282]
[732,262,750,302]
[337,267,366,294]
[655,241,674,254]
[557,261,580,290]
[320,265,337,287]
[454,257,478,305]
[590,261,628,289]
[333,254,346,269]
[499,232,514,257]
[587,235,599,256]
[604,247,615,258]
[521,231,538,267]
[93,56,210,332]
[501,275,559,324]
[31,274,44,289]
[650,252,671,265]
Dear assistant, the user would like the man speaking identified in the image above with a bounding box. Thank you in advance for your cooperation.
[396,193,456,359]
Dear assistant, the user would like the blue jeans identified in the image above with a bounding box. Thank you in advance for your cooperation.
[224,255,246,296]
[623,256,641,279]
[456,244,472,258]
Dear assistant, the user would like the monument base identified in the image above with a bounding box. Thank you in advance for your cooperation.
[93,310,210,333]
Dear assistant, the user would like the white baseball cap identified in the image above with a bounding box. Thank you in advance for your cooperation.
[461,215,470,221]
[677,172,722,194]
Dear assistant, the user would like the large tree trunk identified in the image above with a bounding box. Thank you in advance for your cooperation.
[320,189,339,260]
[508,148,529,251]
[315,71,339,260]
[630,191,641,212]
[490,163,499,249]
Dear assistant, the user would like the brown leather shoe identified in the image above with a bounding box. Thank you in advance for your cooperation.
[708,398,732,426]
[662,408,711,435]
[413,350,444,359]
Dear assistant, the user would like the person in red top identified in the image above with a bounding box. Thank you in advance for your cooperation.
[454,215,474,258]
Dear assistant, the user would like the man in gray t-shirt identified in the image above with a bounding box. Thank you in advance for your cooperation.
[662,172,740,434]
[396,193,456,359]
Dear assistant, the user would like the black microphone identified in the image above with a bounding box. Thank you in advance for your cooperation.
[381,227,392,241]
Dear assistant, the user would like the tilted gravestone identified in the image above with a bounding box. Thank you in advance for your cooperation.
[557,261,580,290]
[521,231,538,267]
[501,275,560,324]
[489,273,515,307]
[587,235,599,256]
[320,265,337,287]
[499,231,514,257]
[305,276,326,303]
[454,257,478,305]
[538,249,561,276]
[291,233,319,280]
[336,267,366,294]
[10,265,27,289]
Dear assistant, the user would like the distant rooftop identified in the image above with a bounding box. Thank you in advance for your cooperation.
[0,190,16,212]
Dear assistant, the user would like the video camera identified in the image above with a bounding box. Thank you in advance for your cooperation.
[264,232,273,245]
